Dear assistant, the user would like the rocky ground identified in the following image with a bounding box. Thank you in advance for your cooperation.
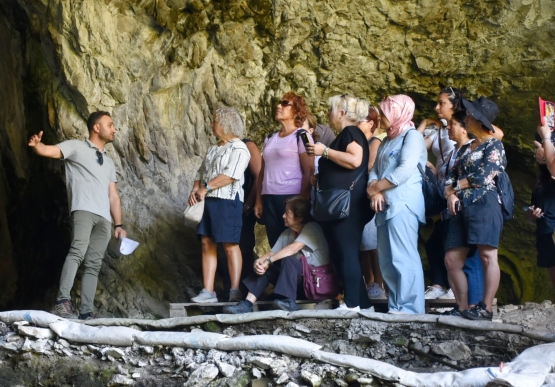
[0,302,554,387]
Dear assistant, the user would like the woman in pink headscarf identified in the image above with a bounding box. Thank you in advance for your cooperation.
[366,95,427,314]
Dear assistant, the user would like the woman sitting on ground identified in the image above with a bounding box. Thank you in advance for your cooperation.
[188,107,251,303]
[444,97,506,321]
[223,196,330,314]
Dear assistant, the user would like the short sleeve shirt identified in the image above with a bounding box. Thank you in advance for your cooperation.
[429,127,456,172]
[195,139,251,201]
[57,139,117,222]
[271,222,330,266]
[261,130,311,195]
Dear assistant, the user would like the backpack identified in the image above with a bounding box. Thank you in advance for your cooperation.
[402,130,446,218]
[495,170,515,221]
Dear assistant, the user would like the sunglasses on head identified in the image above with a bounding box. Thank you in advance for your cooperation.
[279,100,292,107]
[96,150,104,166]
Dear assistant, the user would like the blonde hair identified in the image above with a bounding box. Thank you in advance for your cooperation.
[328,94,369,124]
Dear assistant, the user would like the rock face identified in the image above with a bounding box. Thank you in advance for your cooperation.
[1,0,555,315]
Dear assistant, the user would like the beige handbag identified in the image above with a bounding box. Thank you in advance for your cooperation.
[183,200,205,229]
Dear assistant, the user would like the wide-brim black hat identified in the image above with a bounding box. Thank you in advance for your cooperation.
[462,97,499,133]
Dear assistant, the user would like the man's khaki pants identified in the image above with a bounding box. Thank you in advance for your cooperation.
[57,210,111,315]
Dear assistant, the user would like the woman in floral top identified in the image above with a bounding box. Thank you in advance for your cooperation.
[443,97,506,321]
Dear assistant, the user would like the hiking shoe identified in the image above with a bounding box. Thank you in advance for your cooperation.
[439,306,462,317]
[222,300,253,314]
[191,289,218,303]
[439,288,455,299]
[229,288,242,302]
[51,299,78,319]
[367,283,387,300]
[461,301,493,321]
[273,298,299,312]
[424,286,447,299]
[79,312,97,320]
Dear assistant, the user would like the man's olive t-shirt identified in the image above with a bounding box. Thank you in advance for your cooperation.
[57,139,117,222]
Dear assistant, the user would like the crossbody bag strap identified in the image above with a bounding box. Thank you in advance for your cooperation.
[438,126,445,163]
[401,129,426,180]
[316,161,367,192]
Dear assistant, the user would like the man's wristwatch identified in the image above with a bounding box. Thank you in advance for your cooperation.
[452,180,461,193]
[115,224,125,230]
[204,181,213,193]
[266,256,273,266]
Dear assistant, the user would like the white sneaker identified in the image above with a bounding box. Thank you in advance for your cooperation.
[367,283,387,300]
[424,286,447,299]
[335,303,360,312]
[387,310,407,315]
[191,288,218,303]
[439,288,455,299]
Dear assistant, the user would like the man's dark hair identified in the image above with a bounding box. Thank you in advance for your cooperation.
[87,111,111,132]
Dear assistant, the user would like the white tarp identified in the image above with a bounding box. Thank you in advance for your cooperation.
[217,335,321,358]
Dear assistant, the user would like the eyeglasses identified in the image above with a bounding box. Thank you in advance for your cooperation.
[279,100,292,107]
[96,150,104,166]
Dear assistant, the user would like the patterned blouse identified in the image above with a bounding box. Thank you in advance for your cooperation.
[445,138,506,207]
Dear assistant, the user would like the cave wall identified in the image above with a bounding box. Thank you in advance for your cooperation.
[1,0,555,316]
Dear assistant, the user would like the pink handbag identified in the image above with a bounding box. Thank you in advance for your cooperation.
[301,255,340,301]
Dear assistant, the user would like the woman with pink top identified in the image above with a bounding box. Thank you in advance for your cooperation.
[254,92,314,246]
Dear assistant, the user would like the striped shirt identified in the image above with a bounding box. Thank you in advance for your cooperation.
[195,139,251,201]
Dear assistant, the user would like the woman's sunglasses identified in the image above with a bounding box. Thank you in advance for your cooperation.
[279,100,292,107]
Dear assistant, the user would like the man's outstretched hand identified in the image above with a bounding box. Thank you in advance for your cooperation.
[28,131,43,147]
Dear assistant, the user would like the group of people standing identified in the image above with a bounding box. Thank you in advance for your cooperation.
[27,86,553,322]
[189,87,533,322]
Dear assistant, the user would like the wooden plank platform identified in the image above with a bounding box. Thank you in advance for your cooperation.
[169,298,496,317]
[169,299,336,317]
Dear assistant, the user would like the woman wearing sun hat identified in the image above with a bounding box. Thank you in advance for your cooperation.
[443,97,506,321]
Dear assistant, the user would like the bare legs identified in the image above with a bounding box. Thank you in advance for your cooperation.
[445,244,499,312]
[201,236,242,292]
[360,249,383,288]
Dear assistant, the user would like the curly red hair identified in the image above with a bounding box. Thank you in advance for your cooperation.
[282,91,308,128]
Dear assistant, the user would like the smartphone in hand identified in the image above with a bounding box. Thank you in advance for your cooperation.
[300,131,310,148]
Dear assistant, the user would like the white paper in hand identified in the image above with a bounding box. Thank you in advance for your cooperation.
[119,238,139,255]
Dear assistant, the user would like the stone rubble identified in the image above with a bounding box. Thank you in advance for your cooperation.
[1,304,555,386]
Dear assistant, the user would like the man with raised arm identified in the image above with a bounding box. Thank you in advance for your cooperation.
[28,111,126,320]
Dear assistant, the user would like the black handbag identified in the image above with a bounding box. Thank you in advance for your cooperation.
[417,164,447,218]
[311,169,365,222]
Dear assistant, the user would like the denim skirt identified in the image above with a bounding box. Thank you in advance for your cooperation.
[197,194,242,243]
[445,191,503,250]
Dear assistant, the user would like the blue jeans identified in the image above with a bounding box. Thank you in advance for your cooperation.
[463,251,484,305]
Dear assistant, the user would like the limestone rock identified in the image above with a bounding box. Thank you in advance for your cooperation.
[216,360,236,377]
[185,364,219,387]
[431,340,471,361]
[101,348,125,359]
[108,374,134,386]
[1,0,555,316]
[301,370,322,387]
[251,356,273,369]
[18,326,55,340]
